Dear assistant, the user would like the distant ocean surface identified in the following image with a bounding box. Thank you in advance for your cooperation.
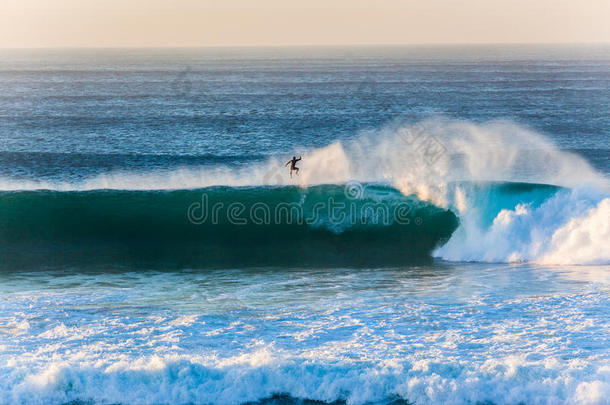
[0,45,609,404]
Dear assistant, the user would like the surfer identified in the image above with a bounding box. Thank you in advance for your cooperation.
[285,156,302,178]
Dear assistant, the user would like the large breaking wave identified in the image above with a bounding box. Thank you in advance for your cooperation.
[0,185,457,269]
[1,118,608,267]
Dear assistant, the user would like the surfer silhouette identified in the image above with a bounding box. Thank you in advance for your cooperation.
[285,156,302,178]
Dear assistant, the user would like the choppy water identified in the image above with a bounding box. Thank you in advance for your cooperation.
[0,45,609,404]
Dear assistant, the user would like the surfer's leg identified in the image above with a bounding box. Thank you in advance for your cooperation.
[294,167,299,176]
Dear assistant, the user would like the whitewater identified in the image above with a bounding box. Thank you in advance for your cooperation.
[2,265,609,405]
[1,120,609,404]
[1,46,609,405]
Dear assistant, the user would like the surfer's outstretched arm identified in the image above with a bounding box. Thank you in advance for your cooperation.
[296,156,302,162]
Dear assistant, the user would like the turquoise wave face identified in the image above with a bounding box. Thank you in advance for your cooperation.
[0,181,569,269]
[0,184,458,270]
[450,181,562,226]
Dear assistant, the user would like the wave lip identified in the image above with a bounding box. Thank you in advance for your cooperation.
[435,182,610,265]
[4,350,609,405]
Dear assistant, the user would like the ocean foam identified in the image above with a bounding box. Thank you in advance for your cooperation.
[435,188,610,265]
[3,354,608,405]
[1,264,609,405]
[2,306,609,405]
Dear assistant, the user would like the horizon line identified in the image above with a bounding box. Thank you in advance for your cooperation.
[1,41,610,51]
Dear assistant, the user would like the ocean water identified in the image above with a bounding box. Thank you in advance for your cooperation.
[0,45,609,404]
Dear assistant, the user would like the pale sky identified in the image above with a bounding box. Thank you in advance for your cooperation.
[1,0,609,48]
